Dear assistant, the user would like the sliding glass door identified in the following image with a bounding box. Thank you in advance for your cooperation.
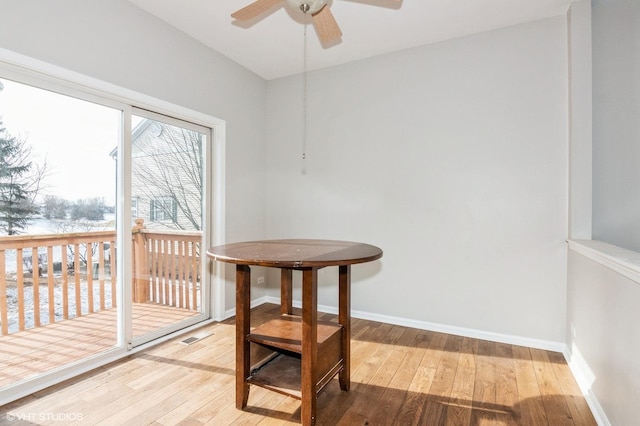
[0,77,121,388]
[0,70,215,395]
[129,109,210,346]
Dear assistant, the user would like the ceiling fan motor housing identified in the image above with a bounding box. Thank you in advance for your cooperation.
[284,0,329,15]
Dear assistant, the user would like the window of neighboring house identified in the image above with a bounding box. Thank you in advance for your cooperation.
[131,197,139,219]
[150,196,176,222]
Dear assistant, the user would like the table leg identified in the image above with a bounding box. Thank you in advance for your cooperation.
[301,268,318,426]
[338,265,351,391]
[236,264,251,409]
[281,269,293,315]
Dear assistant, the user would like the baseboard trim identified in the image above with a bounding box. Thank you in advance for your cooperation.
[563,346,610,426]
[223,296,268,320]
[263,296,564,353]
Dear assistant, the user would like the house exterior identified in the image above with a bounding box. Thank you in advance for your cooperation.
[112,119,203,232]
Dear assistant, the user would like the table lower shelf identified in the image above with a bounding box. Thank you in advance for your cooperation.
[247,314,346,400]
[248,352,343,399]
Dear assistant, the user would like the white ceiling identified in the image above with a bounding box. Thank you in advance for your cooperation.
[127,0,574,80]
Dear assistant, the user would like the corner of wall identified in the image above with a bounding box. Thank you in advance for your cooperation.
[567,0,593,241]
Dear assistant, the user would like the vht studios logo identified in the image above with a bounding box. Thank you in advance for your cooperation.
[5,412,84,422]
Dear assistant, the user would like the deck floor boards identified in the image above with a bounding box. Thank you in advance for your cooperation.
[0,303,199,388]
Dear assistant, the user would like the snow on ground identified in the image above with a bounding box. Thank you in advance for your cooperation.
[2,216,115,333]
[2,216,114,273]
[4,280,114,334]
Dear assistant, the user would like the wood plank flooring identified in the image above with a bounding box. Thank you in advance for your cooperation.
[0,303,596,425]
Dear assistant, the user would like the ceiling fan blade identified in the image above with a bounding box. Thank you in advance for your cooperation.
[312,6,342,43]
[231,0,283,21]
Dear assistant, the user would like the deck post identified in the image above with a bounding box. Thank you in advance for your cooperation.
[132,218,149,303]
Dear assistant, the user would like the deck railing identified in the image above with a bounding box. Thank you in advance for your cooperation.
[132,219,202,311]
[0,220,201,336]
[0,230,117,336]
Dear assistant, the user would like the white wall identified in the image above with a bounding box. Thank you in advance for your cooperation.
[266,17,569,344]
[565,2,640,424]
[592,0,640,252]
[567,247,640,426]
[0,0,268,313]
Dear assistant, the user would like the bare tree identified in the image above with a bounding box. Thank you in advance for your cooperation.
[70,197,106,221]
[131,122,203,231]
[54,218,112,269]
[42,195,69,219]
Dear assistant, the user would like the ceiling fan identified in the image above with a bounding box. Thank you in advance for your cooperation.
[231,0,400,44]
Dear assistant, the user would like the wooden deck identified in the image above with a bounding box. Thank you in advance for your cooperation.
[0,303,200,388]
[1,303,596,425]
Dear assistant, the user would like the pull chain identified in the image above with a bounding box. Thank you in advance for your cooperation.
[302,14,308,160]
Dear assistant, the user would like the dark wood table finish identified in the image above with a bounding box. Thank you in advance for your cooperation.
[206,239,383,425]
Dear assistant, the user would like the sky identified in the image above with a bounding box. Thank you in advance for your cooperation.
[0,77,120,206]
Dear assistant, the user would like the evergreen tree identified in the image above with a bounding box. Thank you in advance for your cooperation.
[0,122,41,235]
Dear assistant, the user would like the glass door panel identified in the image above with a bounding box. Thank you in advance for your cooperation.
[130,111,209,344]
[0,77,120,389]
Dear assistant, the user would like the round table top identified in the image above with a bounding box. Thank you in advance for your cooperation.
[206,239,383,268]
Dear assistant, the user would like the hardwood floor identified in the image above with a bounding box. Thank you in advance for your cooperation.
[0,303,596,425]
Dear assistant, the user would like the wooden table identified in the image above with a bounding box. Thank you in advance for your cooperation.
[206,239,383,425]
